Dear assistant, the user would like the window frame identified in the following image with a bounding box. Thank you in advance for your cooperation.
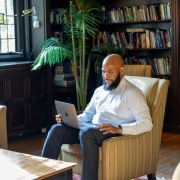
[0,0,30,62]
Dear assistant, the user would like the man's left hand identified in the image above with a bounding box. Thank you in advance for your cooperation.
[96,123,119,134]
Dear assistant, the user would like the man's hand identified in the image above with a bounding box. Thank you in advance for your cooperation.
[96,123,119,134]
[55,114,63,124]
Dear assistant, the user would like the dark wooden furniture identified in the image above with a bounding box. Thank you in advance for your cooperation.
[0,62,52,137]
[0,148,76,180]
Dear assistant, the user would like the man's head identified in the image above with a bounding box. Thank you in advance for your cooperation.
[102,54,124,91]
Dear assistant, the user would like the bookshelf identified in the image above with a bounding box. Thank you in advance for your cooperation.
[30,0,180,132]
[97,0,180,132]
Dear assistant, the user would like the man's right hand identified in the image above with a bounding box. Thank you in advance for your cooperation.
[55,114,63,124]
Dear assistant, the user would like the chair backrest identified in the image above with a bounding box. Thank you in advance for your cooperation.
[124,65,152,77]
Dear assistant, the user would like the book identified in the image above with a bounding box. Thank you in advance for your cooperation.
[115,32,123,47]
[160,30,166,47]
[159,4,165,20]
[153,58,159,74]
[110,8,117,23]
[145,29,150,48]
[166,2,171,19]
[132,6,138,22]
[163,29,171,47]
[155,29,163,48]
[54,75,75,81]
[140,33,146,48]
[54,73,74,78]
[55,66,64,74]
[53,79,75,87]
[156,58,166,75]
[126,28,145,33]
[120,32,129,48]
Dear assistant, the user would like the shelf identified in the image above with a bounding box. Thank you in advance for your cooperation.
[100,19,171,26]
[126,48,171,51]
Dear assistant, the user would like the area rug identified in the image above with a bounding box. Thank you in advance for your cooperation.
[72,174,171,180]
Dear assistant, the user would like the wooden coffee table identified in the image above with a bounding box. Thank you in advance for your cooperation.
[0,148,77,180]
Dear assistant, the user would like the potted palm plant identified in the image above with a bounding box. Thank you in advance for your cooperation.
[31,0,126,111]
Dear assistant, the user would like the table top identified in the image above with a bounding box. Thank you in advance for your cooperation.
[0,148,77,180]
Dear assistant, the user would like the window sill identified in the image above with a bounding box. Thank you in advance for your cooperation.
[0,61,34,68]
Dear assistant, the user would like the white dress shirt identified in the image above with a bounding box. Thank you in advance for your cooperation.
[78,77,153,135]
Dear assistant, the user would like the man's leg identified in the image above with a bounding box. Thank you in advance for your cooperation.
[79,127,120,180]
[41,124,80,159]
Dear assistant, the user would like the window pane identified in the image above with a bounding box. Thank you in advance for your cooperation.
[6,0,14,15]
[8,25,14,38]
[8,39,15,52]
[7,16,14,24]
[1,26,7,38]
[0,1,6,14]
[1,40,7,53]
[0,0,15,53]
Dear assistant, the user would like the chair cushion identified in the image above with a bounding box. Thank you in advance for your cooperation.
[61,144,103,161]
[125,76,159,108]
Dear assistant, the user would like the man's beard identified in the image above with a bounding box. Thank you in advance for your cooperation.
[103,73,120,91]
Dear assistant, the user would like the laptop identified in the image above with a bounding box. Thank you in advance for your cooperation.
[54,100,96,129]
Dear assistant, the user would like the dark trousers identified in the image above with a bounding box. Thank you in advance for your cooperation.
[41,124,119,180]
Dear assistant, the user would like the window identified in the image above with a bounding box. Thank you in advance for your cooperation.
[0,0,29,62]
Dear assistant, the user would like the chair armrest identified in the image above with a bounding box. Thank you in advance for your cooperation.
[0,105,8,149]
[101,133,154,180]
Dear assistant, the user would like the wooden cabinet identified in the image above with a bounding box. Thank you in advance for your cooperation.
[0,62,52,136]
[97,0,180,132]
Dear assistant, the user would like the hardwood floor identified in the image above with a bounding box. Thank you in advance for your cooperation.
[8,131,180,179]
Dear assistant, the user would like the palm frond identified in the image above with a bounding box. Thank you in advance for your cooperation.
[32,41,73,70]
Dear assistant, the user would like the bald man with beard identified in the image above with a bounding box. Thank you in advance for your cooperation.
[41,54,153,180]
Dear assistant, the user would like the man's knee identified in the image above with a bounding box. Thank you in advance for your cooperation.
[48,124,65,137]
[79,128,94,142]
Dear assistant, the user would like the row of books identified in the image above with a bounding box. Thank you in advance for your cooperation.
[101,3,171,24]
[123,56,171,75]
[50,8,67,24]
[53,73,75,87]
[95,28,172,49]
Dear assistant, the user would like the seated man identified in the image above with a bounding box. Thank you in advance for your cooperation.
[41,54,153,180]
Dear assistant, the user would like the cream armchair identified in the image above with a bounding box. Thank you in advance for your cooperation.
[61,76,169,180]
[0,105,8,149]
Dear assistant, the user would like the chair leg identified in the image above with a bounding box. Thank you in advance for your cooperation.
[147,173,156,180]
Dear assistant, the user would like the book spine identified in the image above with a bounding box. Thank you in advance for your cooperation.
[120,32,129,48]
[145,29,150,48]
[160,30,166,47]
[164,30,171,47]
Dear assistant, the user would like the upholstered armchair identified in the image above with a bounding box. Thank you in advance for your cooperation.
[0,105,8,149]
[61,76,169,180]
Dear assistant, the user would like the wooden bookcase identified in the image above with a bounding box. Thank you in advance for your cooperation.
[97,0,180,132]
[30,0,180,133]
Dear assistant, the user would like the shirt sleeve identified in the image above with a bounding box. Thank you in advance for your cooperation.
[121,89,153,135]
[77,89,97,123]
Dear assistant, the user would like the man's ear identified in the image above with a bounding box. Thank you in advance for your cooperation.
[120,66,124,75]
